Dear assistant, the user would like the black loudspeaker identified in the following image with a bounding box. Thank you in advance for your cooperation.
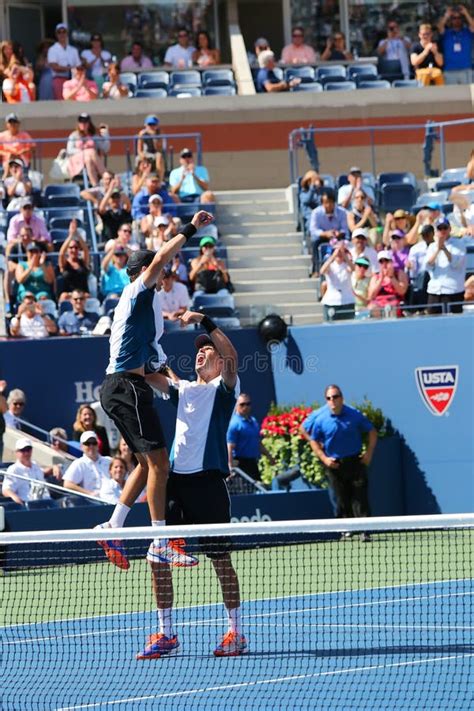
[257,313,288,345]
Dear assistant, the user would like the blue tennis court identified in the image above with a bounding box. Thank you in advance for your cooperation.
[3,578,473,710]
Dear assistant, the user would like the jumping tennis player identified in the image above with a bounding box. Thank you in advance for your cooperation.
[97,211,213,570]
[136,309,247,659]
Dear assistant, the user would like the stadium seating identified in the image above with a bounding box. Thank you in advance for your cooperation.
[378,172,418,191]
[44,184,81,208]
[284,66,316,83]
[347,64,378,82]
[203,86,236,96]
[380,183,417,213]
[169,70,202,88]
[137,71,169,89]
[316,65,346,84]
[392,79,422,88]
[439,167,468,184]
[192,293,236,317]
[358,80,391,90]
[378,58,404,82]
[291,82,323,92]
[169,87,202,97]
[415,191,449,208]
[27,499,60,510]
[135,88,167,99]
[324,81,357,91]
[202,69,235,87]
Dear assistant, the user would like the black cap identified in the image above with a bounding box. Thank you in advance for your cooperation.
[77,113,90,122]
[126,249,155,277]
[26,242,39,252]
[420,224,434,236]
[195,334,215,350]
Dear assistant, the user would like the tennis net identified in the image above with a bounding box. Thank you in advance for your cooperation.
[1,514,473,710]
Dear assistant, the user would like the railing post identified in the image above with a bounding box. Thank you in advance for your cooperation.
[370,128,376,176]
[439,125,446,174]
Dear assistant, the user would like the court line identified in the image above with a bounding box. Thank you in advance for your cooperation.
[3,590,472,646]
[2,576,472,630]
[55,652,474,710]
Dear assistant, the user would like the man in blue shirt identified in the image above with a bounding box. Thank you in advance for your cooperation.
[301,384,377,538]
[438,5,474,84]
[169,148,214,204]
[131,174,176,220]
[309,189,349,274]
[58,289,99,336]
[227,393,274,480]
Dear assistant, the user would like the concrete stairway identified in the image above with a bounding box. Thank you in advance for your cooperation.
[214,189,322,326]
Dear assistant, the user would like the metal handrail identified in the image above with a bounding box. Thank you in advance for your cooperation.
[0,470,107,504]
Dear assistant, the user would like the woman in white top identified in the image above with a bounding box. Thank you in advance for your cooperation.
[102,61,129,100]
[81,33,112,91]
[320,239,355,321]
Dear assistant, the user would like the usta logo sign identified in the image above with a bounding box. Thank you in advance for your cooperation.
[415,365,459,416]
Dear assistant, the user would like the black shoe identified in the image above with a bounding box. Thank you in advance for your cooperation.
[360,532,371,543]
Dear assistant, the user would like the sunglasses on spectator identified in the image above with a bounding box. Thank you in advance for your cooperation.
[239,401,252,407]
[22,205,33,210]
[356,264,368,270]
[181,152,192,158]
[83,440,98,446]
[292,33,304,38]
[437,225,450,231]
[13,401,25,406]
[379,258,391,263]
[19,446,32,452]
[326,394,341,401]
[73,296,85,301]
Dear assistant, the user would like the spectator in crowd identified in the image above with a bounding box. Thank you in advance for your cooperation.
[193,30,220,67]
[80,33,112,91]
[227,393,274,480]
[132,173,176,220]
[120,41,153,72]
[4,158,32,211]
[189,236,231,295]
[382,208,412,245]
[169,147,214,204]
[403,204,442,245]
[256,50,300,92]
[0,40,17,79]
[377,19,412,79]
[407,223,434,309]
[426,216,466,314]
[2,63,36,103]
[109,456,128,490]
[438,5,474,85]
[320,239,355,321]
[140,195,167,243]
[320,31,353,61]
[66,114,110,187]
[164,28,196,68]
[389,230,410,271]
[299,170,324,233]
[98,180,132,241]
[410,24,444,85]
[35,39,54,101]
[43,426,70,493]
[57,221,91,301]
[111,222,135,252]
[118,436,137,478]
[281,26,317,64]
[309,189,349,275]
[300,384,377,534]
[15,242,55,303]
[0,380,7,461]
[464,274,474,303]
[137,116,165,182]
[58,289,99,337]
[4,388,26,429]
[368,250,408,318]
[7,197,51,246]
[338,167,375,210]
[451,191,474,236]
[131,156,154,196]
[347,188,378,234]
[248,37,271,65]
[349,228,379,273]
[9,292,57,338]
[72,404,110,456]
[102,61,129,99]
[351,256,371,317]
[63,64,99,102]
[2,437,50,505]
[63,430,113,499]
[80,169,118,207]
[100,245,130,298]
[171,253,189,286]
[47,23,81,100]
[0,113,35,173]
[157,265,190,321]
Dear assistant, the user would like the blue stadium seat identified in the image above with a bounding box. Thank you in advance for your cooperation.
[272,67,284,81]
[212,316,241,329]
[353,74,381,87]
[103,296,120,316]
[316,65,346,83]
[40,299,58,318]
[44,184,81,206]
[324,81,356,91]
[169,70,202,87]
[50,228,69,245]
[415,191,449,207]
[59,300,73,315]
[357,80,391,89]
[284,66,315,83]
[192,293,235,317]
[119,72,137,87]
[1,501,25,510]
[434,180,461,192]
[138,71,169,89]
[135,88,167,99]
[336,174,349,189]
[347,64,378,81]
[392,79,422,88]
[380,183,417,213]
[202,69,235,86]
[291,82,323,92]
[378,172,418,190]
[440,167,468,184]
[27,499,60,510]
[49,217,83,231]
[203,86,236,96]
[378,58,403,81]
[169,87,202,97]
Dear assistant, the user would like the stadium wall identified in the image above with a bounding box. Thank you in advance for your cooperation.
[2,85,472,189]
[271,316,474,515]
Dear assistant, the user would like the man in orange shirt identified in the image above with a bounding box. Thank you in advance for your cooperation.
[0,113,35,174]
[63,65,98,101]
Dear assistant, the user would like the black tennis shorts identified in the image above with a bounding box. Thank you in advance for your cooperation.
[166,470,231,559]
[100,372,165,454]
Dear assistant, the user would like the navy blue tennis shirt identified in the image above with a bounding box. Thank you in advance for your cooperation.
[302,404,374,459]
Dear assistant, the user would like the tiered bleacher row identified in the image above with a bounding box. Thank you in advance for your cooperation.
[120,68,237,98]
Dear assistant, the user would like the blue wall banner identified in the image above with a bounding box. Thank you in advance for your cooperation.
[270,316,474,514]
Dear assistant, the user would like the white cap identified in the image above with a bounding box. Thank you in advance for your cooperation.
[156,216,169,226]
[352,228,368,240]
[377,249,393,261]
[80,430,98,444]
[16,437,33,450]
[148,194,163,204]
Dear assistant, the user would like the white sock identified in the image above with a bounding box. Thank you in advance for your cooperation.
[108,503,130,528]
[227,606,242,634]
[152,519,167,547]
[158,607,174,637]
